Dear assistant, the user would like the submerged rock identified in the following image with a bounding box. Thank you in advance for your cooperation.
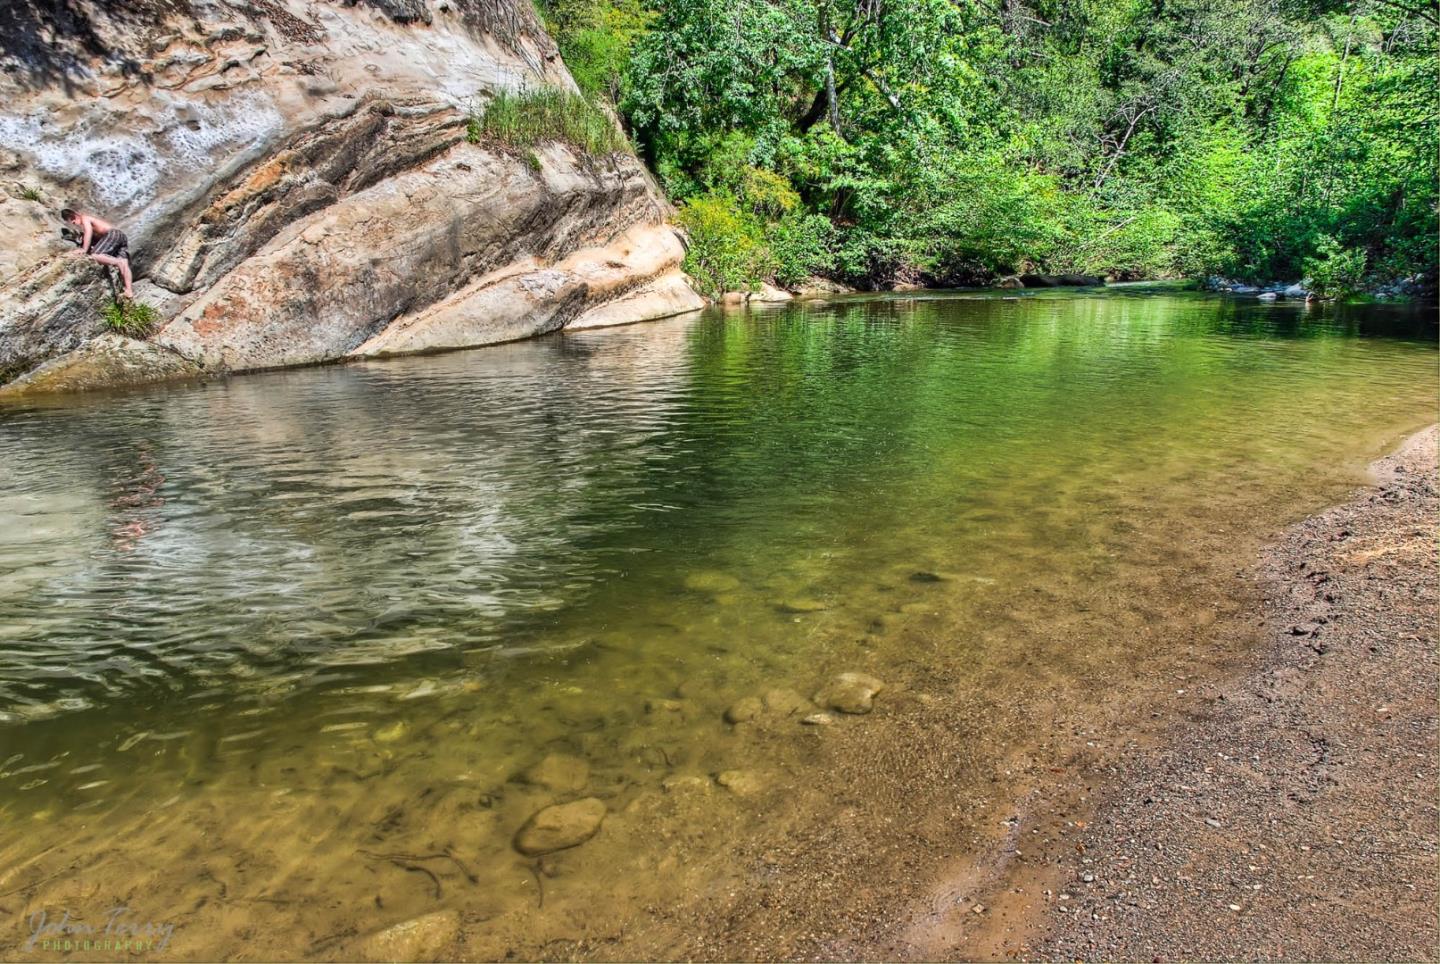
[724,697,763,724]
[801,712,836,726]
[716,770,766,797]
[683,570,742,593]
[910,570,956,583]
[513,798,607,856]
[372,720,410,744]
[662,774,712,793]
[354,910,460,962]
[777,598,829,614]
[646,698,684,714]
[763,688,814,717]
[815,672,885,714]
[521,752,590,792]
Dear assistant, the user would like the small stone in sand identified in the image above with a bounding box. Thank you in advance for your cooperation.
[815,672,885,714]
[522,752,589,792]
[514,798,607,856]
[355,910,459,961]
[646,698,684,714]
[801,712,836,726]
[724,697,763,724]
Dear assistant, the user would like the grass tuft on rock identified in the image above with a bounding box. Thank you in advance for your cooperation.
[101,298,159,338]
[468,88,631,156]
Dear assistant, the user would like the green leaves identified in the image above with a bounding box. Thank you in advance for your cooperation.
[549,0,1436,294]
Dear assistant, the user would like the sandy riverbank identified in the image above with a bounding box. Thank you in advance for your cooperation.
[1021,426,1437,961]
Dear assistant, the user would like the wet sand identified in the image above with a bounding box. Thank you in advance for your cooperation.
[1025,425,1438,962]
[904,425,1438,962]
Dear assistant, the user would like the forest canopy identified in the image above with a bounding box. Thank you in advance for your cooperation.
[536,0,1438,294]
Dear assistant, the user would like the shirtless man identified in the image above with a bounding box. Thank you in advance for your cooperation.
[61,207,134,298]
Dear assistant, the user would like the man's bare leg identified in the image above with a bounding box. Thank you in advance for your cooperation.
[91,253,134,298]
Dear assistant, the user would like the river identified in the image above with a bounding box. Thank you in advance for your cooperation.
[0,288,1434,959]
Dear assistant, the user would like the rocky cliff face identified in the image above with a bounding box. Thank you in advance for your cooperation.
[0,0,701,397]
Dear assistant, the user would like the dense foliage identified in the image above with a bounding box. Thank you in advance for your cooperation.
[538,0,1437,292]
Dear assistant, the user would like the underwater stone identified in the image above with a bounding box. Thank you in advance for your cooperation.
[513,797,607,856]
[715,770,766,797]
[762,688,813,717]
[815,672,885,714]
[724,697,763,724]
[354,909,459,961]
[683,570,742,593]
[777,598,828,614]
[372,720,410,744]
[521,752,589,792]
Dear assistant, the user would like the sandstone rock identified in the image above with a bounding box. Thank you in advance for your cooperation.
[724,697,763,724]
[815,672,885,714]
[513,798,607,856]
[0,1,703,398]
[751,282,793,302]
[354,910,460,962]
[521,753,589,793]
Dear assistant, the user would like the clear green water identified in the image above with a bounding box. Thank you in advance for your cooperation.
[0,289,1434,958]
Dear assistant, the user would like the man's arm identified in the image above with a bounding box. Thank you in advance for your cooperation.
[79,216,94,254]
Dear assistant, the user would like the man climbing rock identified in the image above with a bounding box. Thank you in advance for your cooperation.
[61,207,134,299]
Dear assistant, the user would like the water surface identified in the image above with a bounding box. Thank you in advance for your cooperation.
[0,289,1434,958]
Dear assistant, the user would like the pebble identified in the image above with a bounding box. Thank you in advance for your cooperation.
[1204,818,1222,828]
[513,797,607,856]
[354,910,459,961]
[724,697,763,724]
[814,672,885,714]
[646,698,684,714]
[521,752,590,792]
[801,712,836,726]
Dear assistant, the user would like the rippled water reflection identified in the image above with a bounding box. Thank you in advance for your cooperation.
[0,289,1434,957]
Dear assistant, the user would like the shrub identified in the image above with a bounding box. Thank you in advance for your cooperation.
[101,298,159,338]
[766,213,835,287]
[675,193,770,298]
[17,184,43,202]
[468,88,632,156]
[1303,236,1368,301]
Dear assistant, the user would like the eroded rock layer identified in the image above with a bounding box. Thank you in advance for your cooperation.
[0,0,701,396]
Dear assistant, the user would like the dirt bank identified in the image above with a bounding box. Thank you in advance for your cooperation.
[1022,426,1438,961]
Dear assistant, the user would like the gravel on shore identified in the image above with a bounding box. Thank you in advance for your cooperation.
[1030,426,1438,962]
